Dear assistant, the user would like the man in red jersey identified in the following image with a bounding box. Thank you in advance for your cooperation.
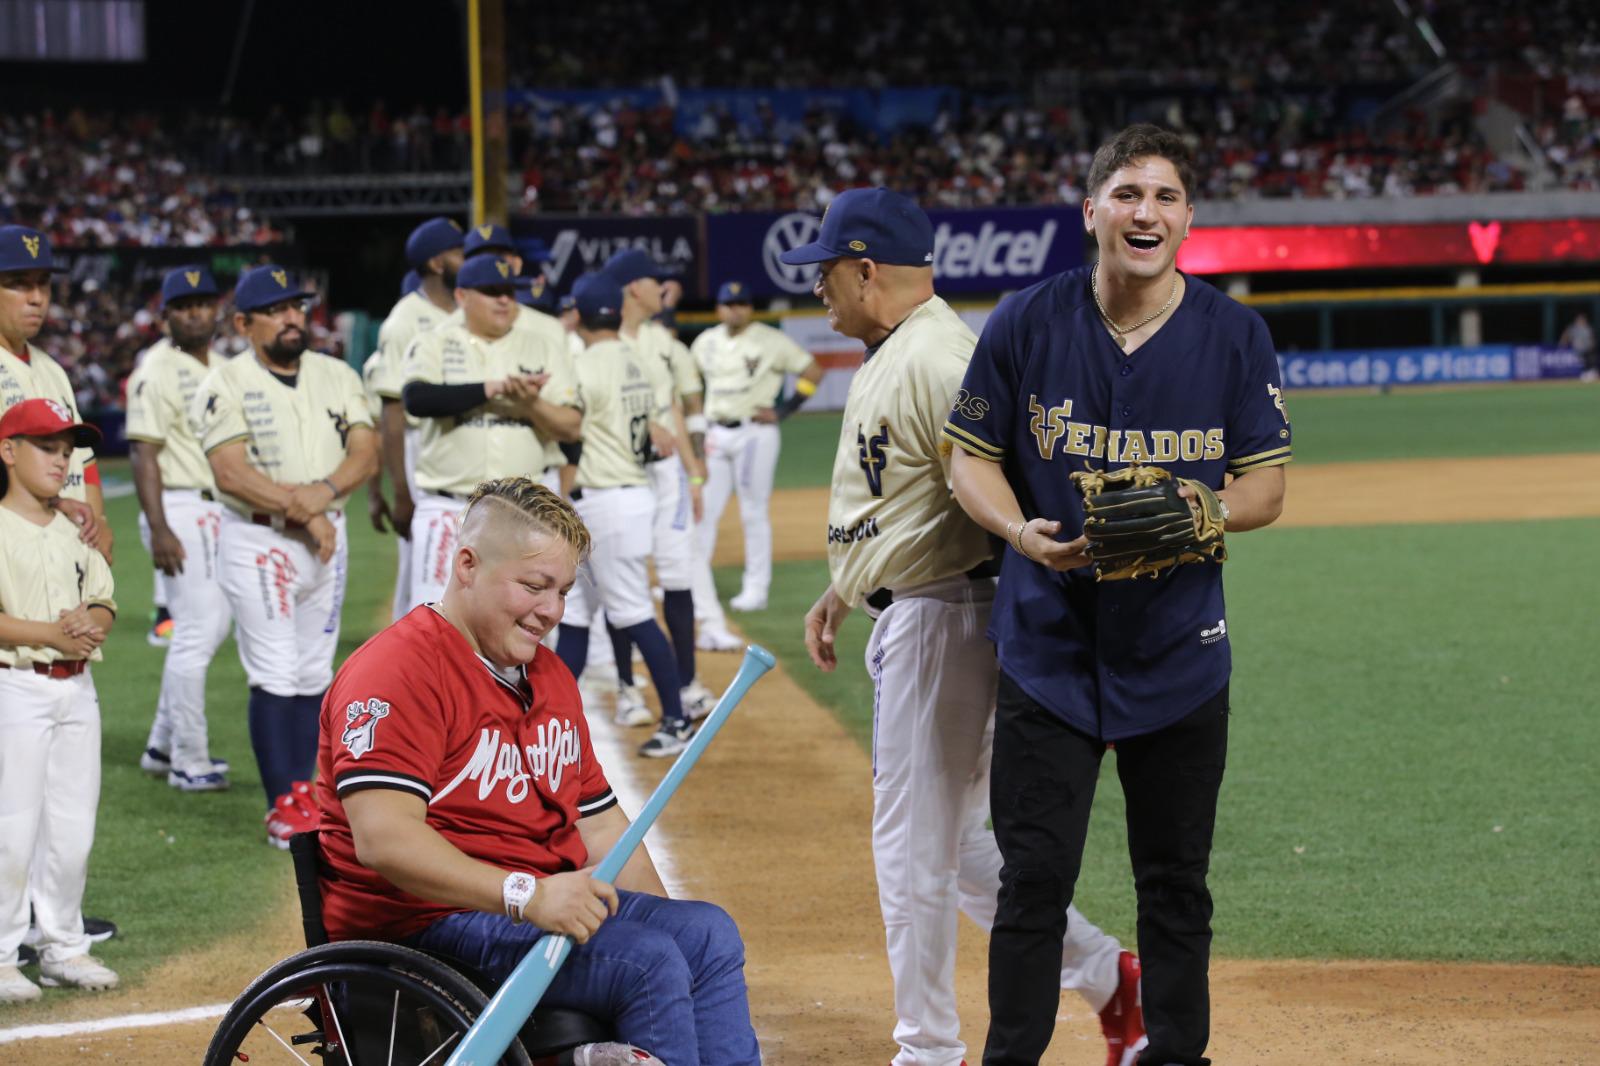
[313,477,760,1066]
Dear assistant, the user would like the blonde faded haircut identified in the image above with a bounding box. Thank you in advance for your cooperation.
[459,477,591,561]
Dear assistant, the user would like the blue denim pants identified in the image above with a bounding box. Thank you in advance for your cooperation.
[411,890,761,1065]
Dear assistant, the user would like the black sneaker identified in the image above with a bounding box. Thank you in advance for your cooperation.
[85,917,118,943]
[637,721,693,759]
[17,943,37,967]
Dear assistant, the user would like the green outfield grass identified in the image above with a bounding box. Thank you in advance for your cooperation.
[716,516,1600,965]
[775,382,1600,489]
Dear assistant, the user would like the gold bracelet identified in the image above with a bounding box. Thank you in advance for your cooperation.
[1011,519,1028,558]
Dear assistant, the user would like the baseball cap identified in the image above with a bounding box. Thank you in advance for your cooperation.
[405,217,464,269]
[521,238,553,267]
[572,272,623,325]
[0,225,69,274]
[516,274,556,312]
[0,397,100,446]
[557,293,577,313]
[456,256,519,292]
[777,188,935,267]
[716,280,752,304]
[234,265,317,313]
[160,265,220,309]
[400,269,422,297]
[602,248,666,286]
[464,223,517,258]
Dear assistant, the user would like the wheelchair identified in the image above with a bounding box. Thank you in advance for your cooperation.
[203,831,611,1066]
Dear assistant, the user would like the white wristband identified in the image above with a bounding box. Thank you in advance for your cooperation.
[685,412,708,434]
[502,871,537,924]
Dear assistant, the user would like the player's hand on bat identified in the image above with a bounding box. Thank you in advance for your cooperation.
[367,488,393,534]
[647,421,677,459]
[306,514,338,564]
[1019,519,1093,572]
[524,867,618,944]
[804,585,853,672]
[150,524,187,575]
[751,407,778,425]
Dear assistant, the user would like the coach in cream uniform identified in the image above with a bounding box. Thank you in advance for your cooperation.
[690,278,822,631]
[126,266,235,791]
[792,189,1137,1066]
[400,255,580,610]
[192,265,377,844]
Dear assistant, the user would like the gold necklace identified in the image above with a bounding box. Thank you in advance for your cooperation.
[1091,264,1179,349]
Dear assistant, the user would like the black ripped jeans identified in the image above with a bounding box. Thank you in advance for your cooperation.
[983,672,1229,1066]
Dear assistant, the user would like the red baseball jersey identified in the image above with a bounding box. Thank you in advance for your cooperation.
[315,606,616,941]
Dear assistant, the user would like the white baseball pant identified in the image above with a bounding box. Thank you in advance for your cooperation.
[217,511,348,696]
[408,491,467,613]
[0,668,101,966]
[390,425,421,622]
[564,486,656,630]
[139,490,234,775]
[865,575,1123,1066]
[693,420,780,619]
[648,454,693,592]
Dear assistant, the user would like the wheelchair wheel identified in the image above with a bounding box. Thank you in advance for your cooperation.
[203,940,532,1066]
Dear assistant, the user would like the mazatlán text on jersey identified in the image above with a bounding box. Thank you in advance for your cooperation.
[436,721,582,806]
[828,516,880,545]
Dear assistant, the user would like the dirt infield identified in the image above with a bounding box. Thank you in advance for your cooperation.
[10,453,1600,1064]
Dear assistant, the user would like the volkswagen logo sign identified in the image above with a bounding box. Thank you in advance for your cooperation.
[763,212,823,294]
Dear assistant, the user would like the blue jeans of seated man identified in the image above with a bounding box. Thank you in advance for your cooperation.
[410,890,761,1065]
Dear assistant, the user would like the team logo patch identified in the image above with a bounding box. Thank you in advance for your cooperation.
[495,260,510,278]
[477,224,494,238]
[1268,382,1288,423]
[327,408,351,447]
[21,234,41,258]
[342,698,391,759]
[271,269,288,288]
[185,270,201,287]
[848,239,867,252]
[45,398,71,422]
[857,421,890,498]
[952,389,989,421]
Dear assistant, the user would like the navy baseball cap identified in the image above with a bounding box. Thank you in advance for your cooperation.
[516,274,556,312]
[404,217,464,269]
[456,256,519,292]
[603,248,666,286]
[160,265,219,309]
[0,225,68,274]
[234,265,317,313]
[716,280,752,304]
[557,293,577,313]
[464,223,517,258]
[572,272,623,323]
[521,238,553,266]
[778,188,935,267]
[400,269,422,297]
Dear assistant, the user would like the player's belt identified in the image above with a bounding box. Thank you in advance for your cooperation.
[864,557,1002,612]
[1,660,89,679]
[714,419,747,429]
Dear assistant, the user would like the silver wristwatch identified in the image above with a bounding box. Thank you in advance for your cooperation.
[502,871,537,924]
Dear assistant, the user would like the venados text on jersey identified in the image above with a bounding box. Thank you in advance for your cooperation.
[828,517,880,545]
[440,722,583,805]
[1028,395,1223,464]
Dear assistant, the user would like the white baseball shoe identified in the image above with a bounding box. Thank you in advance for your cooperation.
[680,680,716,722]
[695,624,741,652]
[168,768,230,792]
[38,953,119,991]
[0,964,41,1003]
[613,684,654,728]
[141,748,230,776]
[728,590,767,612]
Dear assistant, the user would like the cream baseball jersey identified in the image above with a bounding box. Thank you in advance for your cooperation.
[691,320,813,423]
[626,320,703,409]
[314,607,616,941]
[403,319,579,496]
[0,344,93,501]
[372,290,451,403]
[0,508,116,666]
[125,338,230,491]
[360,350,385,423]
[827,296,993,608]
[573,338,670,490]
[191,351,372,516]
[444,304,575,469]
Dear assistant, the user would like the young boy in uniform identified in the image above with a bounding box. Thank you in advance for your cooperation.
[0,398,119,1002]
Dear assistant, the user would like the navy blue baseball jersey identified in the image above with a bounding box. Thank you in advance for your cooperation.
[943,268,1291,741]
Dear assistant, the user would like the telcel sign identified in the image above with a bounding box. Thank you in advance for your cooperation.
[931,218,1059,281]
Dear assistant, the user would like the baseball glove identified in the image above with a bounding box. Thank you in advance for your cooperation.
[1069,465,1227,581]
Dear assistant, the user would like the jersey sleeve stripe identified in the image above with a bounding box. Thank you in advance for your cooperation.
[124,432,167,444]
[1227,446,1293,471]
[203,433,251,455]
[335,770,433,801]
[942,422,1004,459]
[577,790,618,817]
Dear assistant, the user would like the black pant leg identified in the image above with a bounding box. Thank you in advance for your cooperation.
[1115,685,1230,1066]
[983,671,1107,1066]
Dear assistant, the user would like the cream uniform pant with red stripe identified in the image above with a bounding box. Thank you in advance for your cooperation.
[217,510,348,696]
[648,453,694,591]
[139,489,234,775]
[692,419,781,624]
[866,574,1123,1066]
[407,469,561,613]
[0,668,101,966]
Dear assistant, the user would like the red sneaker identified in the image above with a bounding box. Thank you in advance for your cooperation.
[1099,950,1147,1066]
[288,780,321,824]
[265,786,322,849]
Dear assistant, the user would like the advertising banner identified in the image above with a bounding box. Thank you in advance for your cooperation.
[509,215,703,295]
[1179,218,1600,274]
[1512,345,1586,381]
[1276,346,1514,388]
[707,207,1082,298]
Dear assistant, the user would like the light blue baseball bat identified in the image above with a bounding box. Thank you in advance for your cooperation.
[446,643,778,1066]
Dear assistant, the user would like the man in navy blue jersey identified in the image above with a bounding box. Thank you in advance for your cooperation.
[943,124,1291,1066]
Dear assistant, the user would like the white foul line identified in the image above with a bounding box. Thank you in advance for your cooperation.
[0,1001,235,1044]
